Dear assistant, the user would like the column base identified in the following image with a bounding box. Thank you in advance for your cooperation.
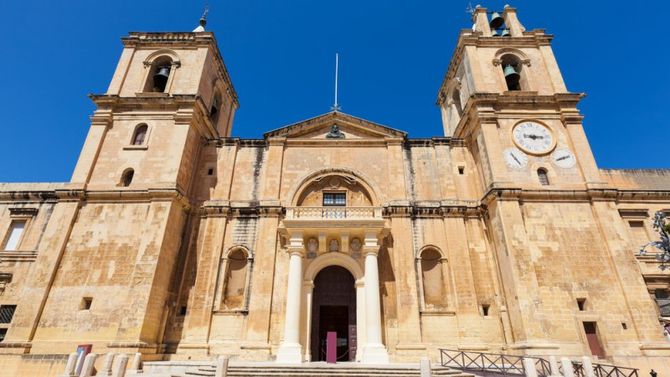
[360,343,389,364]
[276,342,303,364]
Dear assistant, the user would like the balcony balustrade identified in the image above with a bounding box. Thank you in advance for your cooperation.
[285,206,382,220]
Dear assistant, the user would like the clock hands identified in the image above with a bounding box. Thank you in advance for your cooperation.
[511,154,522,165]
[556,155,570,161]
[523,133,544,140]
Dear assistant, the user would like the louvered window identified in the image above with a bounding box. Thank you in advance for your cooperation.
[538,169,550,186]
[0,305,16,324]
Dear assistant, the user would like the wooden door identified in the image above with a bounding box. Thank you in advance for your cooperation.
[583,322,605,358]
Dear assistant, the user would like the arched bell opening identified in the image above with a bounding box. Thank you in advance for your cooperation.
[500,54,526,91]
[144,56,174,93]
[310,266,357,362]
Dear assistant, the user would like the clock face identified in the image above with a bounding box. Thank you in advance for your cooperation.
[512,121,556,155]
[551,148,576,168]
[503,148,528,169]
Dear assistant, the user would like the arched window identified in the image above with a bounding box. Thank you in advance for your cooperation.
[120,169,134,187]
[216,248,252,311]
[132,124,148,145]
[538,168,550,186]
[144,56,173,93]
[210,92,222,125]
[418,248,449,309]
[500,54,523,91]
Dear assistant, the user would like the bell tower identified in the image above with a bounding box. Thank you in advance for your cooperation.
[434,5,638,351]
[436,5,606,192]
[70,27,239,193]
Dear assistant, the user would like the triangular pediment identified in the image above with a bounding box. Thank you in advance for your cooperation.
[263,111,406,140]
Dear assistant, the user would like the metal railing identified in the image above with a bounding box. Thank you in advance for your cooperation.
[571,362,639,377]
[440,349,530,376]
[286,206,382,220]
[439,349,639,377]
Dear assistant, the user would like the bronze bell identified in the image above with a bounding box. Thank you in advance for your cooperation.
[501,28,511,37]
[489,12,504,29]
[153,66,170,90]
[503,64,520,87]
[491,29,499,37]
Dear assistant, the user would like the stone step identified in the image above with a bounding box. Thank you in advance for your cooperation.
[184,364,472,377]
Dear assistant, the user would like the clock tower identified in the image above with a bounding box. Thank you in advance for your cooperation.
[435,6,663,353]
[437,5,606,192]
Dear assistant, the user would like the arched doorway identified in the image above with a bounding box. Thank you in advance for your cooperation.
[310,266,357,361]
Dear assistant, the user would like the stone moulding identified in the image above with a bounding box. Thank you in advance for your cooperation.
[8,207,38,217]
[481,187,670,206]
[106,341,153,348]
[0,251,37,263]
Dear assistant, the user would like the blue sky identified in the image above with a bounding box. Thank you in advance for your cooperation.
[0,1,667,182]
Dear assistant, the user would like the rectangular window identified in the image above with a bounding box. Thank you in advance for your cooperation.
[323,192,346,206]
[0,328,6,342]
[80,297,92,311]
[577,298,586,311]
[628,220,650,248]
[0,305,17,324]
[3,221,26,251]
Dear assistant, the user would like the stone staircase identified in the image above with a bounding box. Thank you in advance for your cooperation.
[180,362,475,377]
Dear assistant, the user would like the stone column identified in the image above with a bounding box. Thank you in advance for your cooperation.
[58,352,78,377]
[582,356,595,377]
[78,353,98,377]
[101,353,116,376]
[215,355,229,377]
[128,353,142,373]
[303,281,314,362]
[548,356,561,377]
[522,358,538,377]
[276,234,304,363]
[360,233,389,364]
[355,279,366,362]
[561,357,575,377]
[112,354,129,377]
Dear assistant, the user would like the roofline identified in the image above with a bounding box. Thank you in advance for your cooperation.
[263,110,407,139]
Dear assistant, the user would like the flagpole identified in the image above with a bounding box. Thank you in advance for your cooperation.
[333,53,340,111]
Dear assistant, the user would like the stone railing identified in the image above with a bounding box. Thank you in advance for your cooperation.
[286,206,382,220]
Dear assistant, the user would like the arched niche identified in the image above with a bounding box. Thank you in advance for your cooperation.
[289,169,381,207]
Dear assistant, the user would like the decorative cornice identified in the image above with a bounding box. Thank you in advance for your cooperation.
[481,187,670,205]
[452,92,586,139]
[0,190,59,202]
[384,200,482,219]
[8,207,38,217]
[0,251,37,263]
[89,94,199,109]
[201,200,284,218]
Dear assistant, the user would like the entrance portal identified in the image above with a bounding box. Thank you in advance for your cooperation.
[311,266,356,361]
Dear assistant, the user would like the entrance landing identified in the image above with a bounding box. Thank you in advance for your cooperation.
[141,360,477,377]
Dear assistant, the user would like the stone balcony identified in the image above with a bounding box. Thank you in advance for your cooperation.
[280,206,386,234]
[286,206,382,220]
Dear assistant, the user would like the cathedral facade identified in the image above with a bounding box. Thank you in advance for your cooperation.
[0,6,669,376]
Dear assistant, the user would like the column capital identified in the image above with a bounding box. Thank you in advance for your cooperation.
[287,248,304,258]
[362,248,379,257]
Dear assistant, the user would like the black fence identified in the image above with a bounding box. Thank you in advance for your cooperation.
[439,349,638,377]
